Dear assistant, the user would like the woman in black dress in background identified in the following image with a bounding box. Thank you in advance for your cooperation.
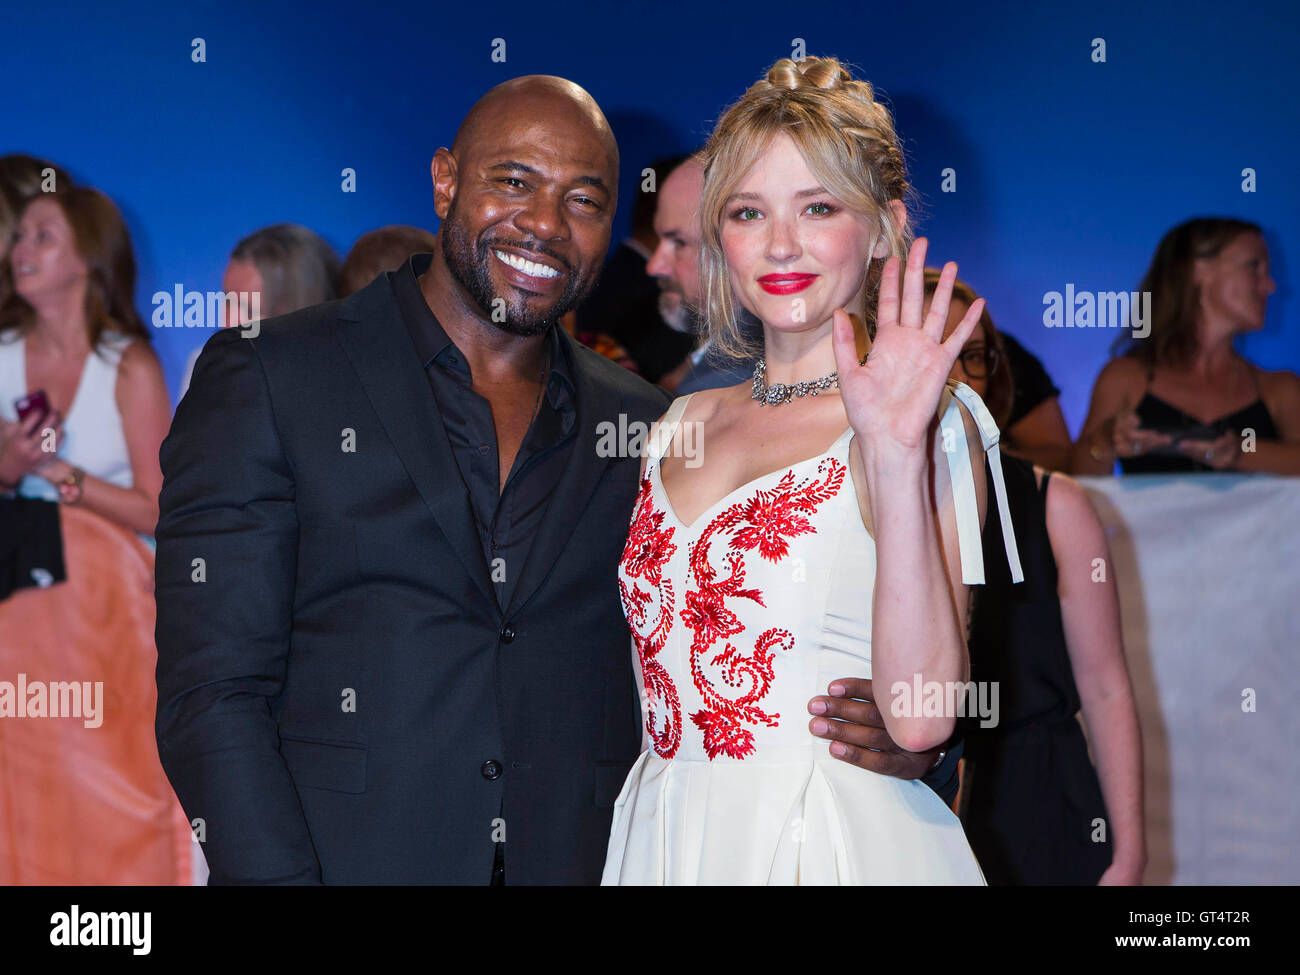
[1073,218,1300,475]
[924,270,1146,884]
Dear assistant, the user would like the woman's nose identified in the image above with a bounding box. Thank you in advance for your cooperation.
[766,219,800,262]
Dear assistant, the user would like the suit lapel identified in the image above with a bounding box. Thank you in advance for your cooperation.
[336,278,498,613]
[504,332,621,620]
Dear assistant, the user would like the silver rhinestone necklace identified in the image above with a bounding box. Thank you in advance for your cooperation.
[751,358,840,406]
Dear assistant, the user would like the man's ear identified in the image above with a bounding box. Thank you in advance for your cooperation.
[872,199,909,259]
[430,148,458,221]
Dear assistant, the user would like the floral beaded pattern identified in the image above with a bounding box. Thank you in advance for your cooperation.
[680,458,847,759]
[618,475,684,758]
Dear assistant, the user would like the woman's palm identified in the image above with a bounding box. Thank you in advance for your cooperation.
[833,239,984,452]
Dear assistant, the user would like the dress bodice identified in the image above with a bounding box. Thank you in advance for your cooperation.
[617,380,1024,765]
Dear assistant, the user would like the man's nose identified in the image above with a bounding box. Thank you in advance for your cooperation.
[646,240,671,278]
[515,190,567,242]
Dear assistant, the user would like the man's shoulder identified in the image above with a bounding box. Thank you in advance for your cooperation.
[567,336,671,416]
[222,277,395,360]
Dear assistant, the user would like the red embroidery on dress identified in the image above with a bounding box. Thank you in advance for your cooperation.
[681,459,846,759]
[618,474,682,757]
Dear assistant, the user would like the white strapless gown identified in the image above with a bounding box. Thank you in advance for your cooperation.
[602,381,1023,885]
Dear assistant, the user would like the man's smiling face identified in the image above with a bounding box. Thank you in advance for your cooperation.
[437,94,618,336]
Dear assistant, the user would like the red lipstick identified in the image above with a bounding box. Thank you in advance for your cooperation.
[758,273,818,295]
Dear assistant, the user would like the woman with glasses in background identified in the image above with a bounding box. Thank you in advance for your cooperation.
[922,269,1145,884]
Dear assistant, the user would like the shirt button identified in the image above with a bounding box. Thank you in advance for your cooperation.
[500,625,515,644]
[481,759,503,780]
[478,444,490,455]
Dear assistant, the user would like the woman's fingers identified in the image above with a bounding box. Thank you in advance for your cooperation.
[1113,410,1140,436]
[943,295,984,358]
[20,411,44,437]
[831,308,861,377]
[924,260,959,343]
[876,254,901,331]
[1115,427,1173,456]
[899,237,929,329]
[1178,431,1238,467]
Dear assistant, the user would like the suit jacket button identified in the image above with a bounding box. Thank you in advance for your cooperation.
[500,625,515,644]
[481,760,503,780]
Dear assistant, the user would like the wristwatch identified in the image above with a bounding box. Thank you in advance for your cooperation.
[57,466,85,505]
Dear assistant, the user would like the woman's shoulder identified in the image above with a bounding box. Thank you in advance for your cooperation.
[94,328,138,358]
[1095,353,1147,389]
[671,380,747,425]
[1251,364,1300,431]
[1252,364,1300,400]
[105,334,164,392]
[1036,467,1107,567]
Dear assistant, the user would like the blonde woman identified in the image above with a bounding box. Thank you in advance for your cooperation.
[604,56,1023,885]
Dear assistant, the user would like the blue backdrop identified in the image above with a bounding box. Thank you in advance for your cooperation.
[6,0,1297,429]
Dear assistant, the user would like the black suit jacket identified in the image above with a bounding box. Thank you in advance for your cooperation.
[154,271,671,884]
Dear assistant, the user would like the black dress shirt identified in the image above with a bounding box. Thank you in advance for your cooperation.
[389,253,577,613]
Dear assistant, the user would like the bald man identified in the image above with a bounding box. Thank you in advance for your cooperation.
[154,76,947,886]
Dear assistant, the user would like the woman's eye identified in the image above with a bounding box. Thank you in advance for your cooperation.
[732,207,760,221]
[806,202,835,216]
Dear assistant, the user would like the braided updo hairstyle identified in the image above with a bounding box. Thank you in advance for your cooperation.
[700,56,914,362]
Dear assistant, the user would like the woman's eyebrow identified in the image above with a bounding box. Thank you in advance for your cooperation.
[724,186,829,204]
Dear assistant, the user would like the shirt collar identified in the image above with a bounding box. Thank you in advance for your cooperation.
[390,251,575,397]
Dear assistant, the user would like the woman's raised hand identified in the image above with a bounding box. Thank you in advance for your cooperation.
[832,237,984,457]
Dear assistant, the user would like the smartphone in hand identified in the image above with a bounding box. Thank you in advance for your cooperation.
[1141,420,1223,456]
[14,389,51,426]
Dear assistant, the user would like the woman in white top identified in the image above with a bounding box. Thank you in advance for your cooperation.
[0,186,170,538]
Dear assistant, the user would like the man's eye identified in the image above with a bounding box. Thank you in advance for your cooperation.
[499,177,526,188]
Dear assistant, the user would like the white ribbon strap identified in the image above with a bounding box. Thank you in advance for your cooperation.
[646,394,694,465]
[938,381,1025,585]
